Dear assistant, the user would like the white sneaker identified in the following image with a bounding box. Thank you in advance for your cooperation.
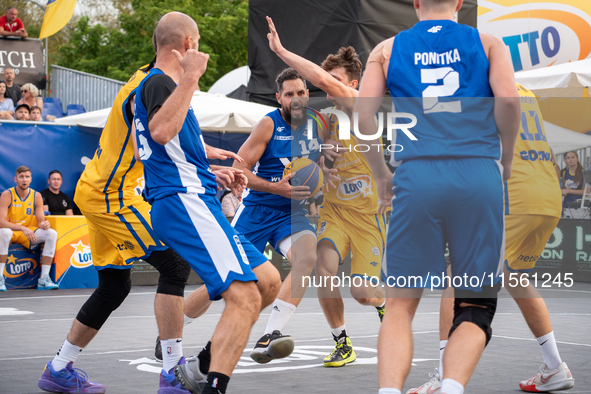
[519,362,574,392]
[406,368,441,394]
[0,275,6,291]
[38,275,59,290]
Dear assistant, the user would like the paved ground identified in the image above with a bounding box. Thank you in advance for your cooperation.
[1,283,589,394]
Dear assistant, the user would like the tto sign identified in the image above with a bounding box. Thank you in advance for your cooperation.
[478,0,591,71]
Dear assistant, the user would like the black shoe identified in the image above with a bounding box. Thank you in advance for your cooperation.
[376,305,385,323]
[155,335,162,362]
[249,330,295,364]
[323,332,356,367]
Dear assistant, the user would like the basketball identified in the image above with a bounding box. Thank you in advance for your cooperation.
[283,158,324,196]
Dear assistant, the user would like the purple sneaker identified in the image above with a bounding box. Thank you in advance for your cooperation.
[38,361,106,393]
[158,357,191,394]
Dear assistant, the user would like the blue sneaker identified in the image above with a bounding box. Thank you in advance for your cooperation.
[159,357,191,394]
[38,275,59,290]
[38,361,106,393]
[0,275,6,291]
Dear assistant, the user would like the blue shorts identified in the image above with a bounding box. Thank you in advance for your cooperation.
[232,203,315,259]
[384,158,504,291]
[151,193,265,300]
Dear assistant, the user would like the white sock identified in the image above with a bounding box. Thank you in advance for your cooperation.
[441,378,464,394]
[378,389,401,394]
[264,299,297,334]
[52,339,82,371]
[183,315,194,326]
[0,262,5,276]
[439,340,448,377]
[331,324,346,338]
[160,338,183,372]
[537,331,562,370]
[41,265,51,277]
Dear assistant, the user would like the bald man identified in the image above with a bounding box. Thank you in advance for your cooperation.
[134,12,280,394]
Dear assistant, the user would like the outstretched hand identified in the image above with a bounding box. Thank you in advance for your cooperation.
[266,16,284,54]
[213,167,248,196]
[172,49,209,79]
[319,156,340,192]
[205,145,244,162]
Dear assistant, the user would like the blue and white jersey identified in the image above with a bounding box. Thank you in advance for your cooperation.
[134,68,217,203]
[387,19,500,162]
[242,109,322,211]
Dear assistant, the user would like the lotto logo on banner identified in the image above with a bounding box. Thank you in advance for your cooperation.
[3,245,42,289]
[69,240,93,268]
[478,0,591,71]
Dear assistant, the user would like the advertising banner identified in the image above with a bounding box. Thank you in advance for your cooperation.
[3,244,42,289]
[48,216,98,289]
[478,0,591,72]
[0,38,46,89]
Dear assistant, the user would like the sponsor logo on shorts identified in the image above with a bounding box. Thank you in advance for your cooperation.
[4,254,37,278]
[233,235,250,265]
[372,246,380,256]
[69,240,93,268]
[318,222,327,235]
[124,240,135,251]
[370,262,378,267]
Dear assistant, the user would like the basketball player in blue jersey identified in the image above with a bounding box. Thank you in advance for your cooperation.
[134,12,282,394]
[231,67,328,363]
[355,1,520,394]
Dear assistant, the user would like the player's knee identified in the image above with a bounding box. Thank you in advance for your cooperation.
[47,228,58,242]
[148,249,191,297]
[233,282,261,318]
[351,285,373,305]
[0,227,13,240]
[76,270,131,330]
[296,250,317,272]
[449,291,498,346]
[255,263,281,302]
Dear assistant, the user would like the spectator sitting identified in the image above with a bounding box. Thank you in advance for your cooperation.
[29,105,42,121]
[3,68,21,104]
[17,83,43,111]
[560,150,585,210]
[40,170,73,216]
[0,166,59,291]
[0,81,14,119]
[221,189,241,218]
[14,103,29,120]
[0,6,27,38]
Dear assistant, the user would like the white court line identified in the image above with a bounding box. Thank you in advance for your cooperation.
[0,291,157,301]
[2,331,589,363]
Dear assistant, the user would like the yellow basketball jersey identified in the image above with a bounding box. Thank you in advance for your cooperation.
[7,187,37,228]
[506,85,561,217]
[75,67,149,213]
[323,112,383,215]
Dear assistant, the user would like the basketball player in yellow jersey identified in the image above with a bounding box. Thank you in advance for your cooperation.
[0,166,59,291]
[267,16,386,367]
[406,85,574,394]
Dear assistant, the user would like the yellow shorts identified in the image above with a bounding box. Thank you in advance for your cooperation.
[11,227,38,249]
[505,214,559,272]
[80,199,166,269]
[317,202,386,282]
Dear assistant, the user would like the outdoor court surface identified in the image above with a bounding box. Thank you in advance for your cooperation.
[1,283,590,394]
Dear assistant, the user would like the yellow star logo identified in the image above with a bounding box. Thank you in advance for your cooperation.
[70,240,86,253]
[7,255,17,264]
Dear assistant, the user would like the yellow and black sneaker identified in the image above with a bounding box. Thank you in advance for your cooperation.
[249,330,295,364]
[323,332,356,367]
[376,305,385,323]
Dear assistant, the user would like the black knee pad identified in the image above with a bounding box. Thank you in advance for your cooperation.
[449,286,500,346]
[76,268,131,330]
[147,249,191,297]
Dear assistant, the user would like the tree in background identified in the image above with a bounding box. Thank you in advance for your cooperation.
[56,0,248,90]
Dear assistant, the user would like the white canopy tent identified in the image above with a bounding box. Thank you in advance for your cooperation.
[545,121,591,154]
[515,58,591,98]
[55,91,275,133]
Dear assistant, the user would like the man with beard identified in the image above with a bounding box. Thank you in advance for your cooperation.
[3,68,22,104]
[231,67,327,363]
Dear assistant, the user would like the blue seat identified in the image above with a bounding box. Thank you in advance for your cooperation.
[43,97,64,114]
[42,104,63,120]
[66,104,86,117]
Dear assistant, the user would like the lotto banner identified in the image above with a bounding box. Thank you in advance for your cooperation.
[48,216,98,289]
[478,0,591,71]
[3,245,42,290]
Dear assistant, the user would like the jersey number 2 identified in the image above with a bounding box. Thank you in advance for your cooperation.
[421,67,461,114]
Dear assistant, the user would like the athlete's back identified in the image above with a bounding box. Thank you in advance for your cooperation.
[76,67,149,213]
[387,20,499,161]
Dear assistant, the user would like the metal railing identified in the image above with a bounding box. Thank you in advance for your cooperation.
[50,65,125,113]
